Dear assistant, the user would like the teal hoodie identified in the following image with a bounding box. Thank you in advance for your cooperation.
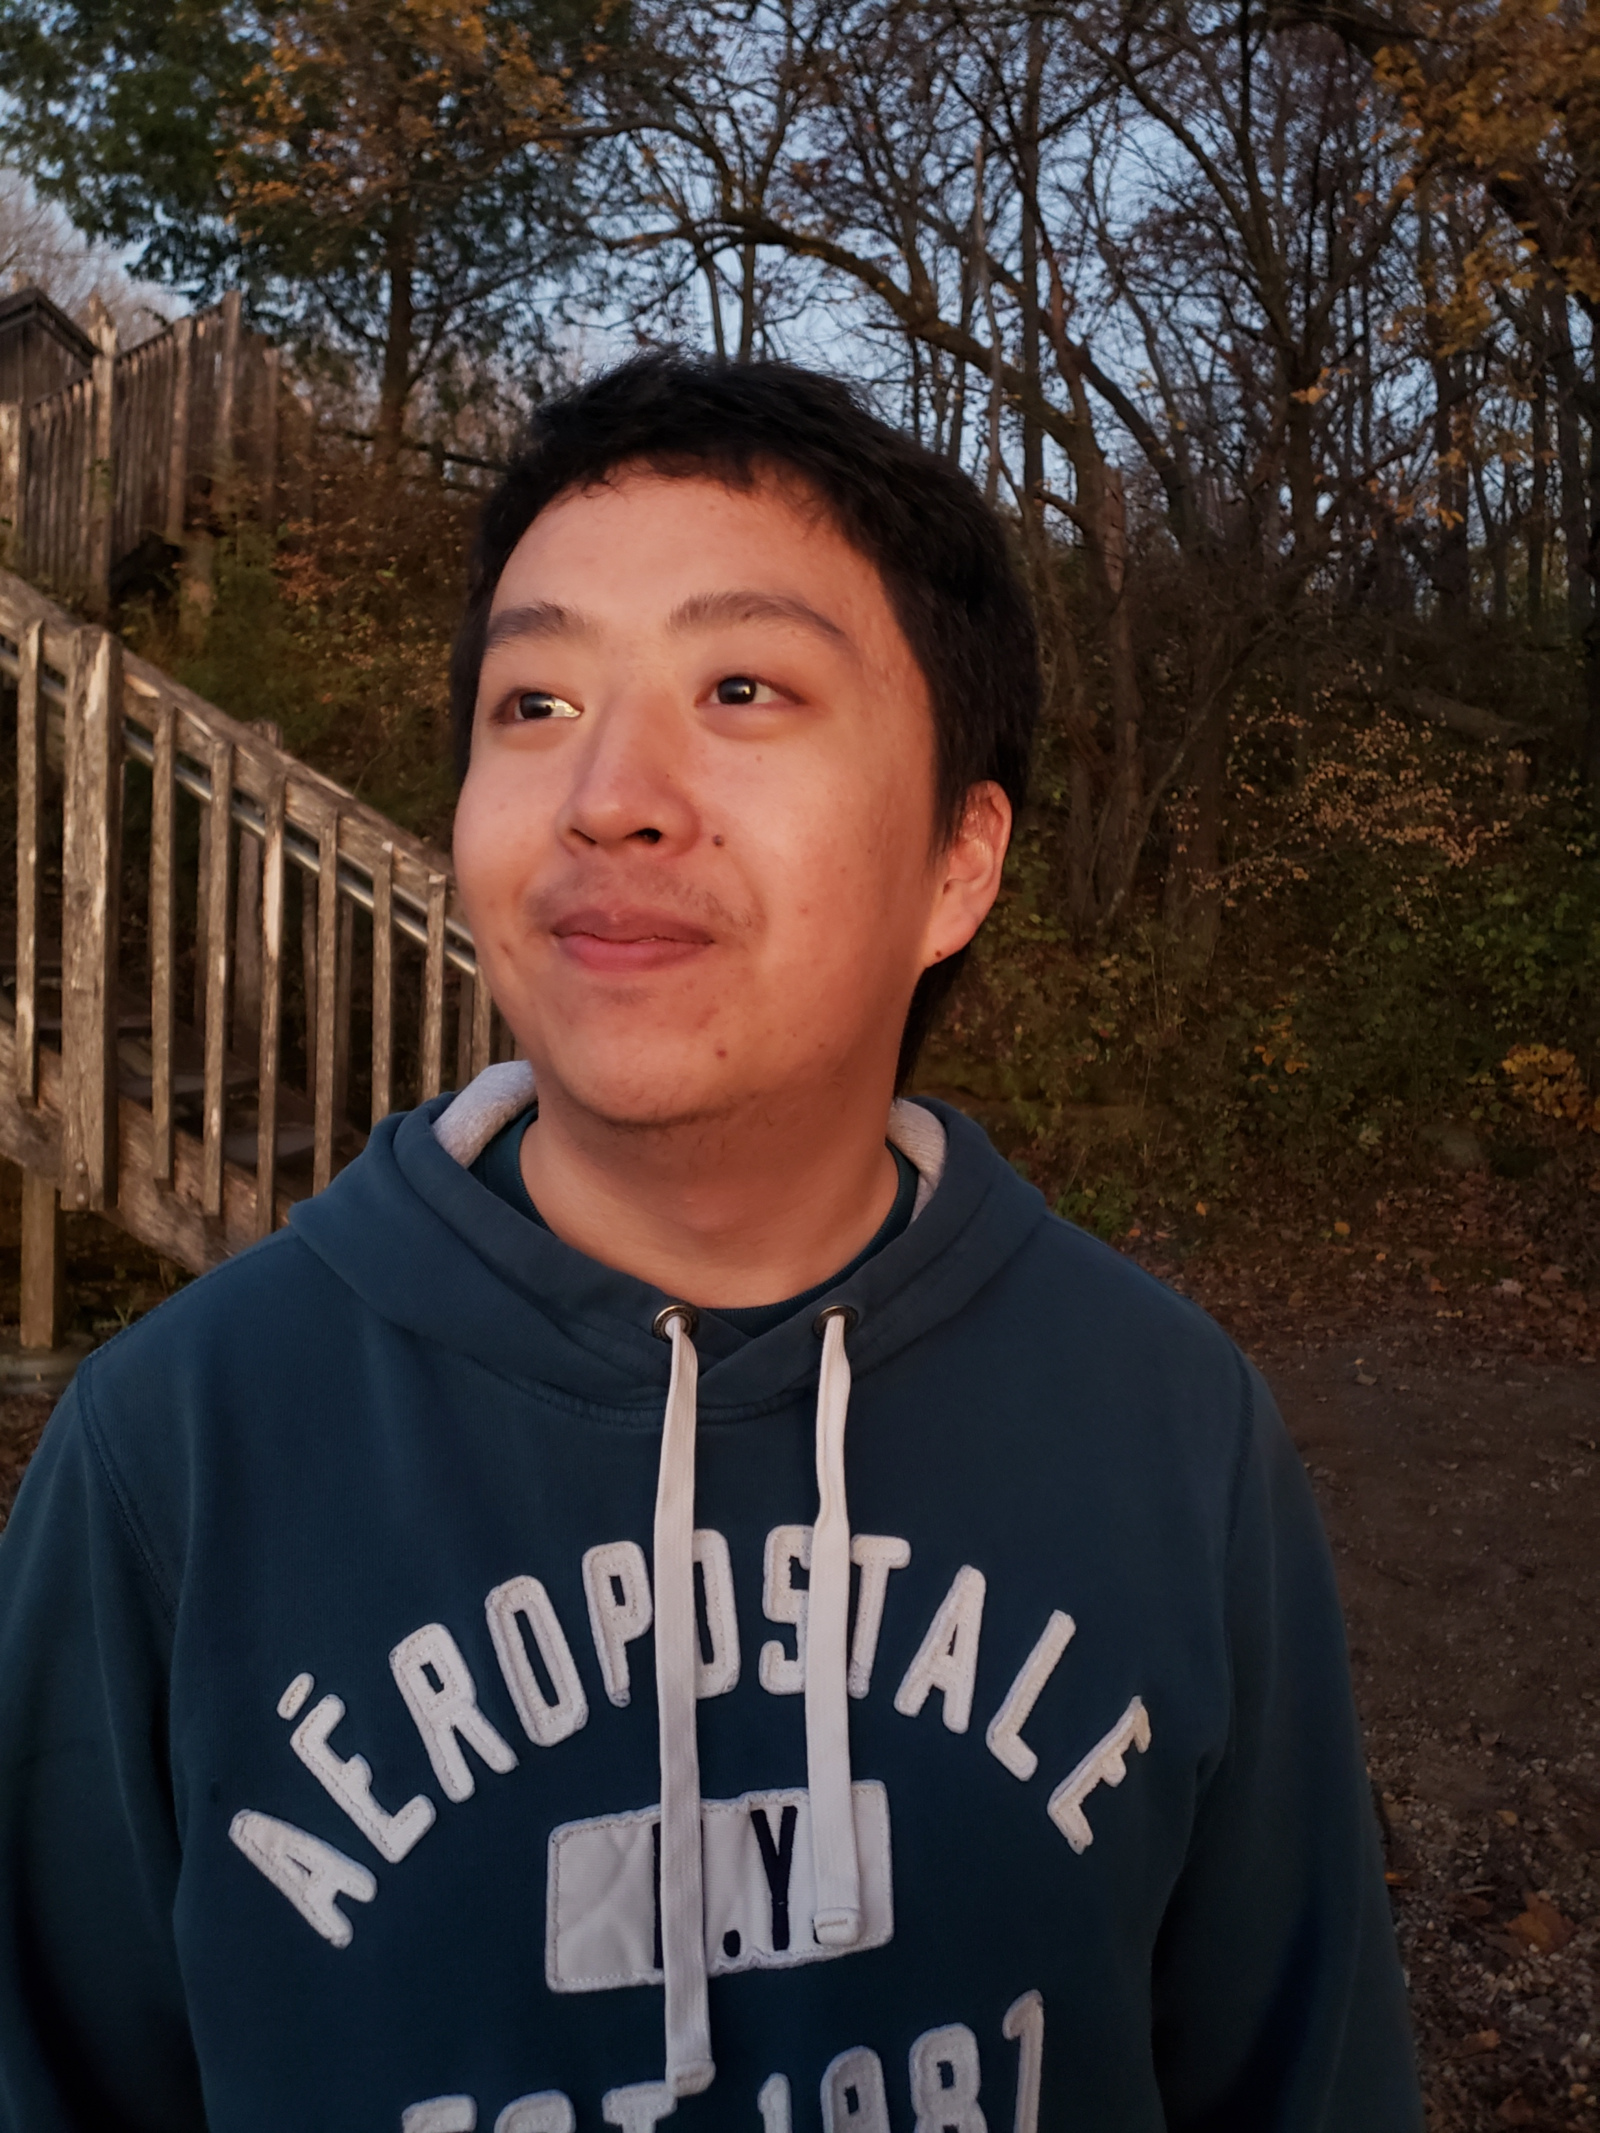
[0,1069,1422,2133]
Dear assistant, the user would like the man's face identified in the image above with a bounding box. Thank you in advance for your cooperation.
[454,467,1004,1129]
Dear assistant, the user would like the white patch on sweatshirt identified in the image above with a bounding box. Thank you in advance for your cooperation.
[495,2095,576,2133]
[402,2100,476,2133]
[1002,1991,1045,2133]
[1047,1697,1152,1853]
[984,1612,1076,1782]
[758,2075,792,2133]
[228,1809,376,1948]
[909,2024,986,2133]
[894,1566,987,1734]
[485,1576,589,1748]
[820,2047,891,2133]
[582,1540,653,1708]
[758,1524,811,1694]
[693,1529,740,1699]
[389,1623,519,1802]
[600,2085,676,2133]
[545,1781,893,1993]
[290,1693,436,1862]
[847,1536,911,1699]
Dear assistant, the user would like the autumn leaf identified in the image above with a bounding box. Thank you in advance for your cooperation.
[1506,1892,1577,1952]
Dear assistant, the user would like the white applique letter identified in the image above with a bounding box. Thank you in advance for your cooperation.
[847,1535,911,1699]
[497,2095,575,2133]
[910,2024,987,2133]
[821,2049,890,2133]
[228,1809,376,1948]
[402,2101,476,2133]
[1002,1991,1044,2133]
[759,1525,811,1694]
[601,2083,675,2133]
[290,1695,436,1862]
[390,1623,519,1802]
[894,1565,987,1733]
[582,1541,653,1708]
[758,2075,792,2133]
[985,1612,1076,1782]
[485,1577,589,1748]
[694,1529,741,1698]
[1047,1696,1152,1852]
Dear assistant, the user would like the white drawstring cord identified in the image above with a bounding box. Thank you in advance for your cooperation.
[652,1305,714,2099]
[648,1302,865,2095]
[807,1306,861,1946]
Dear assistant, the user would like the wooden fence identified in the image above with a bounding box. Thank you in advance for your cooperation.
[0,293,280,617]
[0,568,505,1349]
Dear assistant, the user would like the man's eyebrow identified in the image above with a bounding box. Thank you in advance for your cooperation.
[668,589,851,646]
[482,601,593,652]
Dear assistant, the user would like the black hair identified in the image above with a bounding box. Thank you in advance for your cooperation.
[451,351,1039,1084]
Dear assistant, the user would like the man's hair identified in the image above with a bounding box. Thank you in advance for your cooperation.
[451,351,1040,1083]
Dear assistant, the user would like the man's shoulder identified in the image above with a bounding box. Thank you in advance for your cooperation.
[1016,1206,1242,1372]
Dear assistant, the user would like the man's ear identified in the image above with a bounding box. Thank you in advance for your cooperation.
[921,782,1012,970]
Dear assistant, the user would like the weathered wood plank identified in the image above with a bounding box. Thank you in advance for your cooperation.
[14,619,41,1106]
[256,778,285,1238]
[86,303,116,617]
[201,734,233,1217]
[18,1168,63,1352]
[148,698,176,1182]
[165,316,193,544]
[421,872,447,1100]
[60,628,122,1212]
[215,290,241,496]
[0,402,26,571]
[371,840,394,1123]
[260,346,280,527]
[313,810,339,1191]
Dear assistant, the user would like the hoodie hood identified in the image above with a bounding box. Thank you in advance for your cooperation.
[290,1077,1050,1417]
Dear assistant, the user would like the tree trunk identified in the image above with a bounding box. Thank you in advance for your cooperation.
[1586,411,1600,803]
[1018,8,1045,522]
[1546,286,1592,631]
[378,212,416,463]
[1529,364,1548,628]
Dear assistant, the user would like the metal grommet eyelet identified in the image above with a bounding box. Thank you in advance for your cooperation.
[813,1303,859,1337]
[653,1302,699,1340]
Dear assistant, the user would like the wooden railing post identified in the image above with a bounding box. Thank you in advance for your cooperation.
[201,736,233,1219]
[0,402,27,571]
[215,290,242,508]
[260,346,280,528]
[165,315,193,545]
[14,619,42,1106]
[85,299,117,617]
[60,627,123,1212]
[19,1170,65,1352]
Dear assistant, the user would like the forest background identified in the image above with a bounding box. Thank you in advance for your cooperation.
[0,0,1597,1349]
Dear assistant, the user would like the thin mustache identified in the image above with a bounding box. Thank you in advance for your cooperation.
[528,868,754,941]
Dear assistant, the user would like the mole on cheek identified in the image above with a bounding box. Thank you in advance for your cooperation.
[712,834,725,847]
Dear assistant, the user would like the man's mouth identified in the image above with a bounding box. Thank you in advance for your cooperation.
[550,906,715,975]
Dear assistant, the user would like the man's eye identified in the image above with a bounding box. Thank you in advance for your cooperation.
[514,691,581,721]
[714,675,779,706]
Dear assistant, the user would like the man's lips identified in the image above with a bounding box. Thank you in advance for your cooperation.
[550,906,715,974]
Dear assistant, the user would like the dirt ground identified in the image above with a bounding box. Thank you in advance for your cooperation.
[0,1274,1594,2126]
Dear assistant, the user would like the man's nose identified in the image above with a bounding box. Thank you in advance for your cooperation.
[557,687,699,851]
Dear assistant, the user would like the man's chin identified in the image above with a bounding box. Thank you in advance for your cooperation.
[532,1048,746,1135]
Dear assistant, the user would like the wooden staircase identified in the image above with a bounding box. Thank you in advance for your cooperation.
[0,567,501,1358]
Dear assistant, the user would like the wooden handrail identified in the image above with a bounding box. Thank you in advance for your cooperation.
[0,566,504,1299]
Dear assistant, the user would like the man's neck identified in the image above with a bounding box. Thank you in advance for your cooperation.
[517,1081,903,1310]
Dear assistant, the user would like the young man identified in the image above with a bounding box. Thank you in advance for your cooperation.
[0,356,1422,2132]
